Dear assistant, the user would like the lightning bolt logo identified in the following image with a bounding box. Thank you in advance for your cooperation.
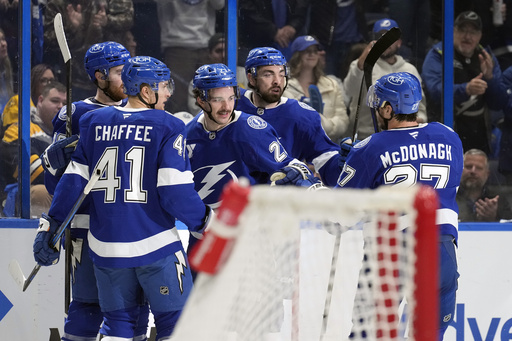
[195,161,236,200]
[70,238,84,284]
[174,250,187,294]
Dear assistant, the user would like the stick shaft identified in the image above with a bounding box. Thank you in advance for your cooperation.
[22,169,101,292]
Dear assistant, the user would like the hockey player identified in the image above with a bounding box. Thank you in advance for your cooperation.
[337,72,463,339]
[188,63,322,206]
[186,63,322,268]
[34,56,213,340]
[235,47,343,186]
[40,42,151,341]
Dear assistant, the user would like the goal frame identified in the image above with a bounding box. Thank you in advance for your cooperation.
[179,182,439,341]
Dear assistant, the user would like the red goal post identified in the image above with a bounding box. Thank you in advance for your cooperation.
[175,181,439,341]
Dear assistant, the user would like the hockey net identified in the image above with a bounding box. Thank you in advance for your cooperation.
[172,182,439,341]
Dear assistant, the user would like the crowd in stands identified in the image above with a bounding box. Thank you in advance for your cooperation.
[1,0,512,222]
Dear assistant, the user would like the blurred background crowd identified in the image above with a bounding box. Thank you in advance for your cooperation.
[1,0,512,223]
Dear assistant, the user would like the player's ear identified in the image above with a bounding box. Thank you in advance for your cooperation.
[95,71,106,83]
[383,103,394,118]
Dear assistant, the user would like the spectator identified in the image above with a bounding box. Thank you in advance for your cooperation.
[187,33,249,116]
[283,35,349,142]
[30,64,55,106]
[238,0,309,62]
[457,149,512,222]
[0,81,66,217]
[0,28,14,113]
[422,11,507,155]
[43,0,134,101]
[155,0,224,113]
[122,30,137,57]
[499,64,512,185]
[308,0,368,78]
[344,19,427,140]
[388,0,430,72]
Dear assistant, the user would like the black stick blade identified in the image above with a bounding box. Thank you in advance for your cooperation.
[363,27,402,90]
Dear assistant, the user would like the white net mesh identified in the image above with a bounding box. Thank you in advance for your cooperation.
[172,185,436,341]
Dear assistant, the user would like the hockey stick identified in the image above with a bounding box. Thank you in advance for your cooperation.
[54,13,72,137]
[54,12,73,313]
[351,27,402,141]
[308,84,323,114]
[8,169,101,292]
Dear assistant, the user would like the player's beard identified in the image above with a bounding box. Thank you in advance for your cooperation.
[105,83,127,102]
[258,85,283,104]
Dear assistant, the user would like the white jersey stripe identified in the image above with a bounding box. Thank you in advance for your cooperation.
[65,160,90,180]
[157,168,194,187]
[436,208,459,229]
[88,227,180,258]
[312,151,338,171]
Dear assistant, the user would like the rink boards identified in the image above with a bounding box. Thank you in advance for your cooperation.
[0,222,510,341]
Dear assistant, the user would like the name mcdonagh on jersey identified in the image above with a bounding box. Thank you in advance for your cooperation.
[95,124,153,142]
[380,143,452,168]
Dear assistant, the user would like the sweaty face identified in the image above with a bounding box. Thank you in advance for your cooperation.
[252,65,286,103]
[454,24,482,58]
[461,154,489,190]
[105,65,126,101]
[203,86,236,130]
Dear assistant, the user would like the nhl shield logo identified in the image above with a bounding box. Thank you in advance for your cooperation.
[257,107,265,115]
[160,286,169,295]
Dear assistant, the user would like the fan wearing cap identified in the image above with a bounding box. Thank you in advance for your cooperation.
[343,18,427,140]
[283,35,349,142]
[187,33,248,116]
[422,11,507,156]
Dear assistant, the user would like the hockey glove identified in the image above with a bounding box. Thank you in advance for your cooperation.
[33,213,61,266]
[41,135,79,177]
[191,205,215,240]
[271,164,326,190]
[339,137,360,171]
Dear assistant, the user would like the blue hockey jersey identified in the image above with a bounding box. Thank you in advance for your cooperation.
[48,106,207,268]
[45,98,128,238]
[336,122,463,240]
[236,89,342,186]
[186,111,301,207]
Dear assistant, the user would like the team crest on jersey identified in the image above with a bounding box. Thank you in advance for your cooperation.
[354,136,371,148]
[57,103,76,121]
[298,101,315,111]
[247,116,267,129]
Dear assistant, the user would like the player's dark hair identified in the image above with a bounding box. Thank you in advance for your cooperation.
[394,112,418,122]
